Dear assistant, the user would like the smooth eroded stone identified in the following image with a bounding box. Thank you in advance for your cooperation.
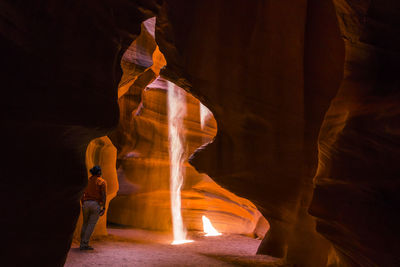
[109,76,266,237]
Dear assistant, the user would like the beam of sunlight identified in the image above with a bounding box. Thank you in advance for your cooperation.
[200,103,212,131]
[202,215,222,236]
[167,81,193,245]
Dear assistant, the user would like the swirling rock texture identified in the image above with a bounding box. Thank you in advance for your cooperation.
[108,75,266,236]
[309,1,400,266]
[107,15,266,237]
[1,0,399,266]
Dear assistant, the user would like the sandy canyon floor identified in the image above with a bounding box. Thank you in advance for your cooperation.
[65,227,287,266]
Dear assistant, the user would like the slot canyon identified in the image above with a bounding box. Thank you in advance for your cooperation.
[1,0,399,266]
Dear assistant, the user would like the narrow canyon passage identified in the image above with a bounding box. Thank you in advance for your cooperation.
[68,16,269,265]
[2,1,400,266]
[69,80,269,266]
[68,75,270,267]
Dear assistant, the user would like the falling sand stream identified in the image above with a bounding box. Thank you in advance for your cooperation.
[167,81,193,245]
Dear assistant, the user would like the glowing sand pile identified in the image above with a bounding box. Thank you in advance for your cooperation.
[167,81,193,245]
[200,104,222,237]
[202,216,222,236]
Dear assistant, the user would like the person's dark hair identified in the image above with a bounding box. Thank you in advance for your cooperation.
[89,165,102,175]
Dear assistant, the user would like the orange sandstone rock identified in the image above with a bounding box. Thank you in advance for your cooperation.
[108,76,266,237]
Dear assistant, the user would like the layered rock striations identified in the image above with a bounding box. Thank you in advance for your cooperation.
[108,15,266,237]
[309,1,400,266]
[155,0,344,266]
[2,0,399,266]
[108,74,266,237]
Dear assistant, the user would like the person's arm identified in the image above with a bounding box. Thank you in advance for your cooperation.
[81,190,87,205]
[99,181,107,216]
[101,185,106,209]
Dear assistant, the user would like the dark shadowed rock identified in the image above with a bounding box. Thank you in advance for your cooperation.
[1,1,161,265]
[309,0,400,266]
[155,1,344,266]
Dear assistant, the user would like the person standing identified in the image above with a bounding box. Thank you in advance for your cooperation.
[80,165,107,250]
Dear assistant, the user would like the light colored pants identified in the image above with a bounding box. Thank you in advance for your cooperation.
[80,200,100,247]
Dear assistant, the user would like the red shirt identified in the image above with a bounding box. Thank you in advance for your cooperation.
[81,175,107,206]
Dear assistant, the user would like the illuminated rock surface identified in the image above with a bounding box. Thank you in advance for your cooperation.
[109,18,266,238]
[108,76,266,237]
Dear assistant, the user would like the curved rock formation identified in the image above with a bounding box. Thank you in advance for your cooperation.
[309,1,400,266]
[1,1,161,266]
[107,15,267,238]
[108,14,267,237]
[2,0,399,266]
[155,0,344,266]
[108,76,266,237]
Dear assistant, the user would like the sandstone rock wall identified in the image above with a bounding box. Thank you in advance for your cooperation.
[309,1,400,266]
[107,15,267,237]
[1,1,161,266]
[155,1,344,266]
[108,75,266,237]
[2,1,399,266]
